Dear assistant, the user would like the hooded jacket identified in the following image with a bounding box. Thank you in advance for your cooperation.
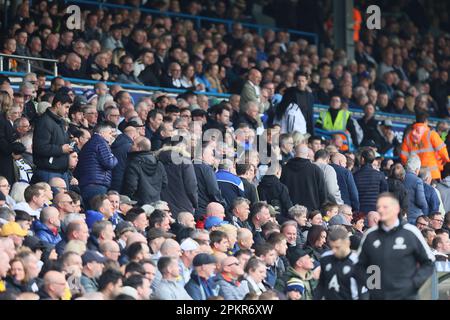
[404,171,428,223]
[436,176,450,213]
[33,220,62,245]
[280,157,327,211]
[193,161,226,216]
[157,146,198,218]
[121,150,167,205]
[275,266,317,300]
[257,174,293,220]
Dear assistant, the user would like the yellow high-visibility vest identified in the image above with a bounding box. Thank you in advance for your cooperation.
[318,109,351,131]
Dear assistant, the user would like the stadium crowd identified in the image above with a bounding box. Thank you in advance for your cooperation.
[0,0,449,300]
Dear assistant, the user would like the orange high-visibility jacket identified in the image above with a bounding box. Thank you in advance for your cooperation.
[400,123,450,180]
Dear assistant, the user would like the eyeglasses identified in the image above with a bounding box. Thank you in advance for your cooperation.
[417,222,428,227]
[85,112,98,115]
[432,219,444,223]
[227,262,240,267]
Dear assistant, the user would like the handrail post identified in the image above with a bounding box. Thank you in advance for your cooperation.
[0,56,3,72]
[54,63,58,77]
[27,60,31,73]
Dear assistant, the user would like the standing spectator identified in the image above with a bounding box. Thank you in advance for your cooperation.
[154,257,193,300]
[157,141,198,218]
[330,153,360,212]
[279,134,294,165]
[404,156,428,224]
[257,163,292,221]
[248,202,271,246]
[122,137,167,205]
[436,163,450,213]
[355,193,435,300]
[215,159,244,209]
[236,164,259,206]
[110,121,140,192]
[32,92,73,185]
[239,68,263,112]
[353,149,388,214]
[281,144,327,212]
[314,150,343,205]
[419,168,441,214]
[193,143,225,217]
[75,123,118,209]
[400,112,449,180]
[387,163,409,216]
[274,71,315,135]
[184,253,219,300]
[0,92,17,185]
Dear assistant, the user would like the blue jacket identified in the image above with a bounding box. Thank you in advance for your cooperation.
[85,210,104,229]
[404,172,428,222]
[75,133,118,188]
[330,163,360,212]
[215,170,245,208]
[353,164,388,214]
[423,184,440,214]
[110,133,133,192]
[184,271,219,300]
[33,220,62,245]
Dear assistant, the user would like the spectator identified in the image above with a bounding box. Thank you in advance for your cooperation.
[314,149,343,205]
[404,156,428,224]
[387,163,409,216]
[117,55,143,85]
[39,271,68,300]
[185,253,219,300]
[98,268,123,300]
[13,184,46,219]
[229,197,251,230]
[419,168,442,214]
[154,256,192,300]
[330,153,360,212]
[157,140,198,218]
[274,71,315,135]
[215,159,244,208]
[32,92,73,185]
[80,250,107,293]
[248,202,271,246]
[214,256,249,300]
[281,144,326,212]
[236,164,259,206]
[353,149,388,214]
[239,68,263,112]
[75,122,118,208]
[429,212,444,231]
[436,163,450,213]
[122,274,151,300]
[32,207,61,245]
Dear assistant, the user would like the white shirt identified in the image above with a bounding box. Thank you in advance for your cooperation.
[13,202,42,219]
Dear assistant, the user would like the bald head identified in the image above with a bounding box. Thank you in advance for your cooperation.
[43,271,67,299]
[160,238,181,257]
[331,152,347,167]
[294,144,309,159]
[206,202,225,218]
[135,136,151,152]
[237,228,253,241]
[49,177,67,192]
[40,206,60,226]
[126,232,147,247]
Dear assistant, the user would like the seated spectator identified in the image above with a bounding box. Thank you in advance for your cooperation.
[185,253,218,300]
[32,207,62,245]
[214,256,249,300]
[154,256,192,300]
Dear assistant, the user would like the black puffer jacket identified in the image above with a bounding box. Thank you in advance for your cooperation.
[32,109,70,172]
[122,151,168,206]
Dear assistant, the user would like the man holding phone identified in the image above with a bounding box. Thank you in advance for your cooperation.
[32,91,74,186]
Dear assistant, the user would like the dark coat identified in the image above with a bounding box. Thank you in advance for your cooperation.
[32,109,70,173]
[241,177,259,205]
[110,133,134,192]
[193,161,226,216]
[184,271,219,300]
[257,175,293,220]
[330,163,360,212]
[74,133,118,188]
[122,150,168,205]
[353,164,388,214]
[387,178,409,213]
[157,146,198,218]
[0,113,16,184]
[280,157,327,211]
[234,113,259,131]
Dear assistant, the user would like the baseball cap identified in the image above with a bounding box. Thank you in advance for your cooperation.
[381,119,393,127]
[287,247,312,267]
[82,250,107,265]
[0,221,27,237]
[119,195,137,206]
[193,253,217,267]
[191,109,207,117]
[328,214,352,227]
[204,216,228,230]
[115,221,136,236]
[23,236,48,251]
[286,278,305,294]
[180,238,200,252]
[147,228,175,241]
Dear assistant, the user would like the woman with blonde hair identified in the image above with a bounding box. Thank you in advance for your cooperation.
[0,90,13,113]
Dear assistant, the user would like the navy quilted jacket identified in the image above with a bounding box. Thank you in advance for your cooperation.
[75,133,118,188]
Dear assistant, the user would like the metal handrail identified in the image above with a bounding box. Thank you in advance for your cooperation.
[0,53,58,76]
[65,0,319,45]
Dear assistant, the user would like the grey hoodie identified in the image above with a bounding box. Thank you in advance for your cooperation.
[315,162,343,205]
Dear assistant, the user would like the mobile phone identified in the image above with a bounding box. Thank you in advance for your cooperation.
[69,141,76,148]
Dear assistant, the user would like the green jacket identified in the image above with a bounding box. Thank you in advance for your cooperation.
[275,266,317,300]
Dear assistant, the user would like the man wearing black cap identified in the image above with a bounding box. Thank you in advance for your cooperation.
[80,250,107,293]
[185,253,218,300]
[110,120,141,192]
[275,247,317,300]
